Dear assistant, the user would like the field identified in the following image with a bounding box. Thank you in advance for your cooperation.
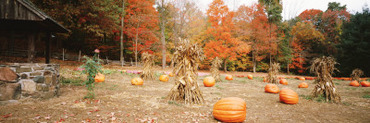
[1,65,369,123]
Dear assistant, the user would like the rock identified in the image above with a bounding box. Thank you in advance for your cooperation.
[33,76,45,83]
[0,67,18,81]
[17,66,32,73]
[45,75,52,85]
[30,72,42,77]
[20,73,28,79]
[0,83,21,101]
[22,80,36,93]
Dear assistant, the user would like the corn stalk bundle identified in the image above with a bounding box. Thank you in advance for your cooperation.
[168,39,205,104]
[140,52,155,80]
[350,68,363,82]
[310,56,341,102]
[267,62,280,83]
[211,57,222,82]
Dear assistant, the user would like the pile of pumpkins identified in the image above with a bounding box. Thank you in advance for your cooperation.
[349,80,369,87]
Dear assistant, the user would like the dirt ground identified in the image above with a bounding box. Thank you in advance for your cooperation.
[1,65,369,123]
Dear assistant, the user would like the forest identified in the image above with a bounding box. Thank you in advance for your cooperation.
[29,0,370,76]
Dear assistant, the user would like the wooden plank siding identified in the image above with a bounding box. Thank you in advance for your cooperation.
[0,0,42,21]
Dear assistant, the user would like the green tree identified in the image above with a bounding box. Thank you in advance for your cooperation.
[337,7,370,76]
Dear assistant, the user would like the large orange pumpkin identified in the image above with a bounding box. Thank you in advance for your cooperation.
[349,80,360,87]
[247,74,253,80]
[298,77,305,81]
[159,75,169,82]
[225,75,233,80]
[203,76,216,87]
[213,97,247,122]
[94,73,105,82]
[298,82,308,88]
[131,77,144,85]
[279,79,288,85]
[360,81,369,87]
[279,88,299,104]
[265,84,279,93]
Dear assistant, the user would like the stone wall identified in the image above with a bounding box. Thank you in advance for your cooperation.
[0,63,60,101]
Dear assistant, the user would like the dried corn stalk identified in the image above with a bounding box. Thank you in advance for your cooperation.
[350,68,363,82]
[140,52,155,80]
[310,56,341,103]
[267,62,280,83]
[211,57,222,82]
[168,39,205,105]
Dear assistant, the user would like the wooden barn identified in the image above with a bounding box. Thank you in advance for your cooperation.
[0,0,69,63]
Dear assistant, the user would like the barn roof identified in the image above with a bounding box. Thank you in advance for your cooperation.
[0,0,69,33]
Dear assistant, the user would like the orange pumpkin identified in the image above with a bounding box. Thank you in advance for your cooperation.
[279,79,288,85]
[361,81,370,87]
[94,73,105,82]
[168,72,174,77]
[349,80,359,87]
[203,76,216,87]
[279,88,299,104]
[159,75,169,82]
[247,74,253,80]
[225,75,233,80]
[213,97,247,122]
[298,82,308,88]
[265,84,279,93]
[131,77,144,85]
[298,77,305,81]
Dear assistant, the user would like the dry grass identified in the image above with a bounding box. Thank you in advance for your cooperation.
[140,52,155,80]
[310,56,341,103]
[211,57,222,82]
[267,62,280,84]
[1,65,370,122]
[351,69,364,82]
[168,39,205,105]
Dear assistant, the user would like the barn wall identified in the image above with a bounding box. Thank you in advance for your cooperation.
[0,0,42,21]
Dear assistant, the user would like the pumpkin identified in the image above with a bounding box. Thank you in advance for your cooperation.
[159,75,169,82]
[349,80,359,87]
[131,77,144,85]
[94,73,105,82]
[298,82,308,88]
[298,77,305,81]
[279,88,299,104]
[265,84,279,93]
[247,74,253,80]
[213,97,247,122]
[225,75,233,80]
[203,76,216,87]
[361,81,370,87]
[279,79,288,85]
[168,72,174,77]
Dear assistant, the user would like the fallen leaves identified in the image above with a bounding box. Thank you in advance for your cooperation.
[2,113,12,118]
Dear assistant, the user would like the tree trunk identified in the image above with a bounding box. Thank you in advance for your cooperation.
[223,59,227,72]
[160,0,166,69]
[252,51,256,73]
[135,23,139,67]
[120,0,125,67]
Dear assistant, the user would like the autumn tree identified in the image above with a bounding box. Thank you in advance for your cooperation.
[235,4,274,72]
[31,0,122,54]
[205,0,247,72]
[125,0,159,66]
[258,0,282,64]
[290,21,325,73]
